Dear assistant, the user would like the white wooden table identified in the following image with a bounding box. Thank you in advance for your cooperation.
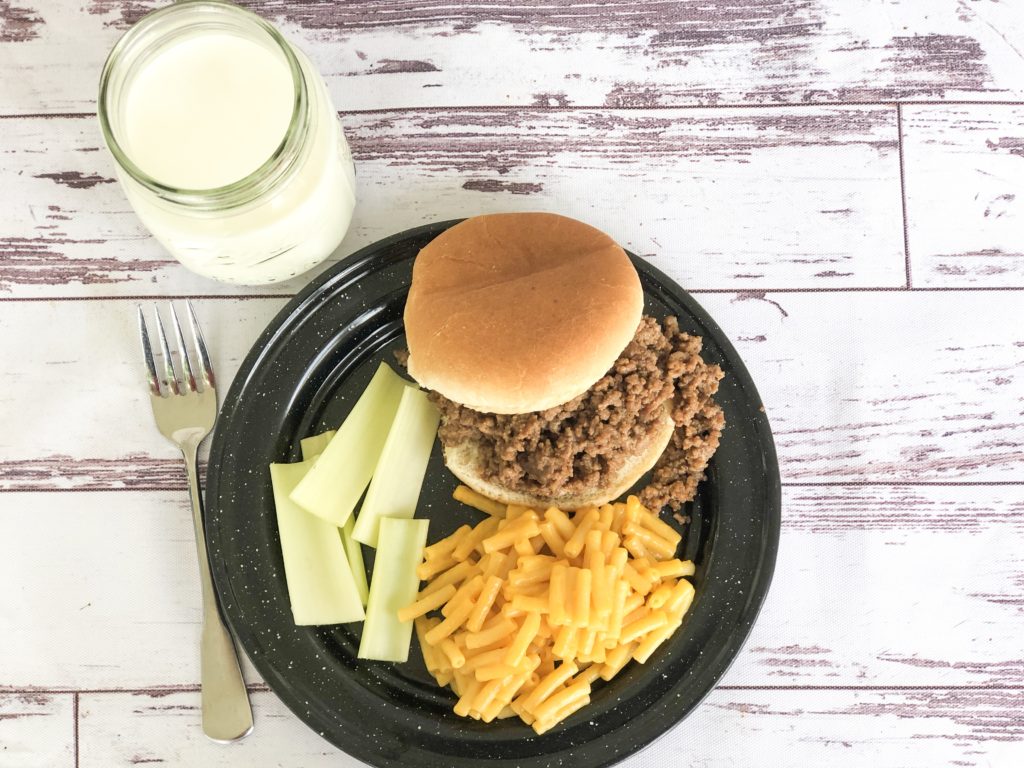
[2,2,1023,766]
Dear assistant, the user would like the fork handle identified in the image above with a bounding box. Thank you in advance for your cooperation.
[182,441,254,742]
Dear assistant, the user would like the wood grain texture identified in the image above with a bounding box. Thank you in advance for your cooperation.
[76,687,1024,767]
[0,298,287,491]
[903,104,1024,287]
[727,484,1024,688]
[0,107,904,297]
[682,689,1024,767]
[0,693,74,768]
[1,486,1021,689]
[2,291,1021,490]
[700,289,1024,484]
[2,4,1023,764]
[78,690,348,768]
[3,0,1024,114]
[0,492,259,690]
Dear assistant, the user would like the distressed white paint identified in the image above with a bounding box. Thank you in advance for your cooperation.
[0,108,904,297]
[0,299,287,486]
[726,484,1024,687]
[697,289,1024,484]
[904,105,1024,287]
[0,694,74,768]
[0,492,260,689]
[2,0,1024,115]
[76,687,1024,767]
[3,1,1024,764]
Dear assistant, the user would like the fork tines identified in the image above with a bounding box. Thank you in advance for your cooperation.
[138,300,215,397]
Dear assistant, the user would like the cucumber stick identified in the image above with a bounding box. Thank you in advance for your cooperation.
[352,386,440,547]
[299,430,369,607]
[298,430,336,460]
[290,363,406,527]
[358,517,429,662]
[270,460,365,625]
[341,516,370,607]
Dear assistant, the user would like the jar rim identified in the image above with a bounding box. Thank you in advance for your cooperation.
[97,0,308,209]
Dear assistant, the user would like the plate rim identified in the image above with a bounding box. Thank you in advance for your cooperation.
[205,219,781,767]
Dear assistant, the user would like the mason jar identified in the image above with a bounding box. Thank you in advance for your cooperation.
[98,0,356,284]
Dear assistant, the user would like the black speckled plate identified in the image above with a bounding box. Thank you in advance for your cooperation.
[205,220,780,768]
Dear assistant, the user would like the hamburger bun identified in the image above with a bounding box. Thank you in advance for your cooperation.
[404,212,643,414]
[441,408,675,510]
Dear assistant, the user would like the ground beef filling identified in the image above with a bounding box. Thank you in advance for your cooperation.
[429,316,725,511]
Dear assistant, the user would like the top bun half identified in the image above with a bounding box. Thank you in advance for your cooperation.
[404,213,643,414]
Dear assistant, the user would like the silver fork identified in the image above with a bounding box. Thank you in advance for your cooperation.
[139,301,253,742]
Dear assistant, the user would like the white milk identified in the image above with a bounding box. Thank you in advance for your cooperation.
[123,33,295,191]
[103,8,356,285]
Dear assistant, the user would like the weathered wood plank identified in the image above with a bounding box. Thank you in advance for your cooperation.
[685,688,1024,767]
[3,0,1024,115]
[0,107,904,297]
[79,690,350,768]
[341,106,905,291]
[0,693,74,768]
[0,298,287,490]
[727,484,1024,688]
[2,290,1021,489]
[0,492,258,690]
[1,486,1021,689]
[903,104,1024,287]
[703,289,1024,484]
[77,687,1024,767]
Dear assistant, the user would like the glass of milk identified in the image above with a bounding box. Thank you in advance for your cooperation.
[98,0,356,284]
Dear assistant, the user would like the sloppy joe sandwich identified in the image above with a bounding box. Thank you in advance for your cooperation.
[404,212,724,510]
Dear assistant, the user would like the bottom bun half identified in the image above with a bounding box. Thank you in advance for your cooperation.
[442,411,675,510]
